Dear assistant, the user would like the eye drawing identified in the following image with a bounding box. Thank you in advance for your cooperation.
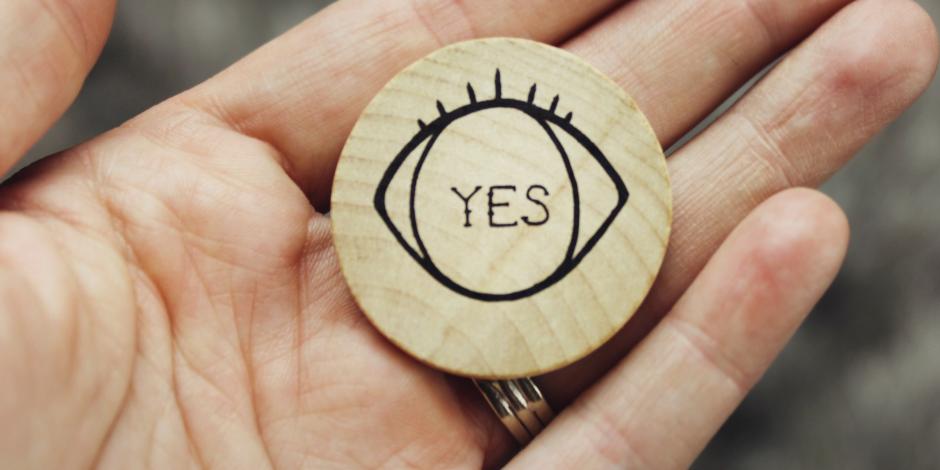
[374,69,629,302]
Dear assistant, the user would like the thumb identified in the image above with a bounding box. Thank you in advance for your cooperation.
[0,0,116,175]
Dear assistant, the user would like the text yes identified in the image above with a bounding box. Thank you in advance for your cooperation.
[450,185,550,228]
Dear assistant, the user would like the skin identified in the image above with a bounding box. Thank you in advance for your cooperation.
[0,0,936,468]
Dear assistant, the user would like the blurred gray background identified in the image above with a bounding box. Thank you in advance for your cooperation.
[18,1,940,468]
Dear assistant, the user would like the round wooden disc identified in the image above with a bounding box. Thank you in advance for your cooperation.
[331,38,671,379]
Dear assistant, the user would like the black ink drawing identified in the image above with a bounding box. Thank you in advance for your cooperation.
[374,70,629,302]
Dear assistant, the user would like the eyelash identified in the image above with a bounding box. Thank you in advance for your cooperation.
[416,69,574,132]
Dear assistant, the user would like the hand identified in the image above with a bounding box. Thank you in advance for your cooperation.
[0,0,936,468]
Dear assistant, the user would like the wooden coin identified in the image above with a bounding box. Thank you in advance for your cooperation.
[331,38,671,379]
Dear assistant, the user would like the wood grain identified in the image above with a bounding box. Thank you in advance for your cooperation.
[331,38,671,378]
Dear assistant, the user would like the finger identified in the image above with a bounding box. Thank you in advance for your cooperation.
[565,0,851,146]
[181,0,619,208]
[540,0,939,405]
[509,188,850,469]
[0,0,116,174]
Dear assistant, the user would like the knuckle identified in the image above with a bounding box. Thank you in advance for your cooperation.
[570,398,656,468]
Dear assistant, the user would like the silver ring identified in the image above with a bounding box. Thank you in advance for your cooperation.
[474,378,555,445]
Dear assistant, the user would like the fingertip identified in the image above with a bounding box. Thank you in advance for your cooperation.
[820,0,939,114]
[879,0,939,98]
[763,187,850,246]
[661,188,851,400]
[37,0,116,68]
[747,188,850,291]
[906,0,940,90]
[70,0,117,58]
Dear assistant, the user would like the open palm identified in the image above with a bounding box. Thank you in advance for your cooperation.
[1,0,937,468]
